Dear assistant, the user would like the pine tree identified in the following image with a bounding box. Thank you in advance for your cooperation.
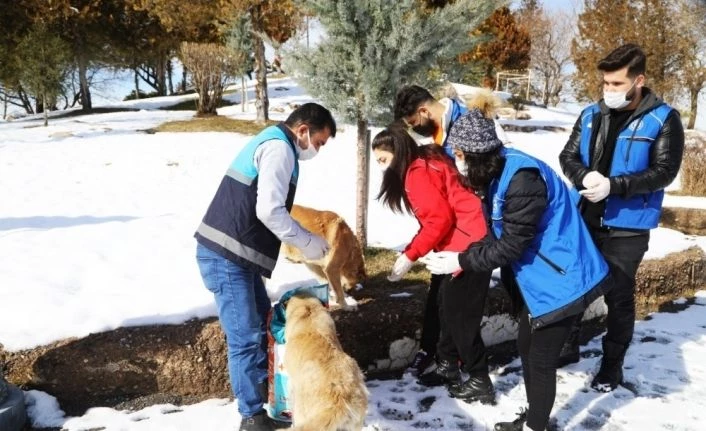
[288,0,502,246]
[225,14,254,113]
[17,23,72,126]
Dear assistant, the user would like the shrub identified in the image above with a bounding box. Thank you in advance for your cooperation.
[679,131,706,196]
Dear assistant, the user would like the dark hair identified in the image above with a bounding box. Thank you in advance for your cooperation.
[372,123,449,213]
[461,147,505,191]
[285,102,337,137]
[597,44,646,78]
[393,85,435,120]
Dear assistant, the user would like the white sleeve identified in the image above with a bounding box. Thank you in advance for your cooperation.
[254,140,311,249]
[494,120,510,144]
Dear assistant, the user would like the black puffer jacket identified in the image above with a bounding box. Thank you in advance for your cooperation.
[559,88,684,200]
[460,169,547,273]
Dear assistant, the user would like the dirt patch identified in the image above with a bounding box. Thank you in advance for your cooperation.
[4,248,705,420]
[660,207,706,235]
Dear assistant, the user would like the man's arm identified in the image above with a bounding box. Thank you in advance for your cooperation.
[609,111,685,199]
[559,116,592,188]
[254,140,310,249]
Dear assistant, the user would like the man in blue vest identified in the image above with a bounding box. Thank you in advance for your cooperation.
[194,103,337,431]
[558,44,684,392]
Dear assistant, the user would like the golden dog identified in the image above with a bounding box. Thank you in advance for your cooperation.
[284,294,368,431]
[283,204,367,309]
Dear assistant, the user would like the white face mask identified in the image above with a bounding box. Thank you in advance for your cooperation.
[603,80,637,110]
[379,162,391,172]
[455,158,468,176]
[297,130,318,161]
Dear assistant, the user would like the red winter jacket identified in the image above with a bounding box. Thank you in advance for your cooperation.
[403,157,487,261]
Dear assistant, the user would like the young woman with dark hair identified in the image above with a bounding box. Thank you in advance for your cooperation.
[371,124,496,404]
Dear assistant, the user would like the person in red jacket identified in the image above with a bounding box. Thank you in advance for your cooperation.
[372,124,496,404]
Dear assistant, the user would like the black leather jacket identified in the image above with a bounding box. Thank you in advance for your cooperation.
[559,88,684,200]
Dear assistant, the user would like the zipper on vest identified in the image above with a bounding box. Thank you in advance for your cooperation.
[537,251,566,275]
[623,117,642,164]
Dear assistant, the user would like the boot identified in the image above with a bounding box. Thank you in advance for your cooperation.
[494,407,528,430]
[407,350,435,377]
[591,337,628,392]
[239,410,276,431]
[557,319,581,367]
[448,373,495,405]
[417,359,461,387]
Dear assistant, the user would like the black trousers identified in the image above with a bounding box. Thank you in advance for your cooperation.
[591,229,650,346]
[518,306,576,431]
[419,274,443,356]
[436,269,492,375]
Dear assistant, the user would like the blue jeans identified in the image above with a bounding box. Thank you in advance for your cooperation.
[196,243,271,417]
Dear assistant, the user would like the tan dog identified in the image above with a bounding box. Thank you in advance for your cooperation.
[284,294,368,431]
[283,204,367,309]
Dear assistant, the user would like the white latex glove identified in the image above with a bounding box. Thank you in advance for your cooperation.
[388,254,414,282]
[582,171,606,189]
[420,251,462,275]
[579,175,611,203]
[299,232,329,260]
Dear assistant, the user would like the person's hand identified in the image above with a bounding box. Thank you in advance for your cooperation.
[388,254,414,282]
[299,232,329,260]
[579,176,610,203]
[420,251,462,275]
[582,171,605,189]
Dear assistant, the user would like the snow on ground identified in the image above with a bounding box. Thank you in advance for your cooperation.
[3,77,706,430]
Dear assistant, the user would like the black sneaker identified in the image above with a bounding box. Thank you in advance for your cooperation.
[494,407,528,431]
[239,410,276,431]
[590,337,627,392]
[448,373,496,405]
[417,359,461,387]
[408,350,435,376]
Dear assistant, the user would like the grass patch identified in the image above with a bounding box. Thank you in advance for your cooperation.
[363,246,430,289]
[148,117,278,134]
[160,98,236,111]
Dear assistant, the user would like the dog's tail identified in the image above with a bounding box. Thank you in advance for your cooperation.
[465,89,503,120]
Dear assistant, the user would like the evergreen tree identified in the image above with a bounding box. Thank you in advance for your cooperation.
[17,23,72,126]
[460,6,531,88]
[287,0,502,245]
[572,0,683,103]
[225,14,255,112]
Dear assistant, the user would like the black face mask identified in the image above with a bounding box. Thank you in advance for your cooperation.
[412,120,436,137]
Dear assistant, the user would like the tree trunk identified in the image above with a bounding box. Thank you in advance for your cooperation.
[43,94,48,127]
[167,58,174,95]
[3,91,7,119]
[181,67,187,93]
[156,54,167,96]
[134,68,140,100]
[542,76,550,106]
[77,47,92,110]
[355,118,370,248]
[688,87,699,130]
[241,76,247,113]
[253,35,268,124]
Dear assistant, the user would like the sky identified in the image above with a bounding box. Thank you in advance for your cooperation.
[2,77,706,430]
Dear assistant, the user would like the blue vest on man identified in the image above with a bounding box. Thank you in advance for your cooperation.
[577,103,673,229]
[490,148,609,325]
[195,124,299,277]
[441,99,468,158]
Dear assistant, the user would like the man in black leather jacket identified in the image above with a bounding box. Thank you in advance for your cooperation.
[558,44,684,392]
